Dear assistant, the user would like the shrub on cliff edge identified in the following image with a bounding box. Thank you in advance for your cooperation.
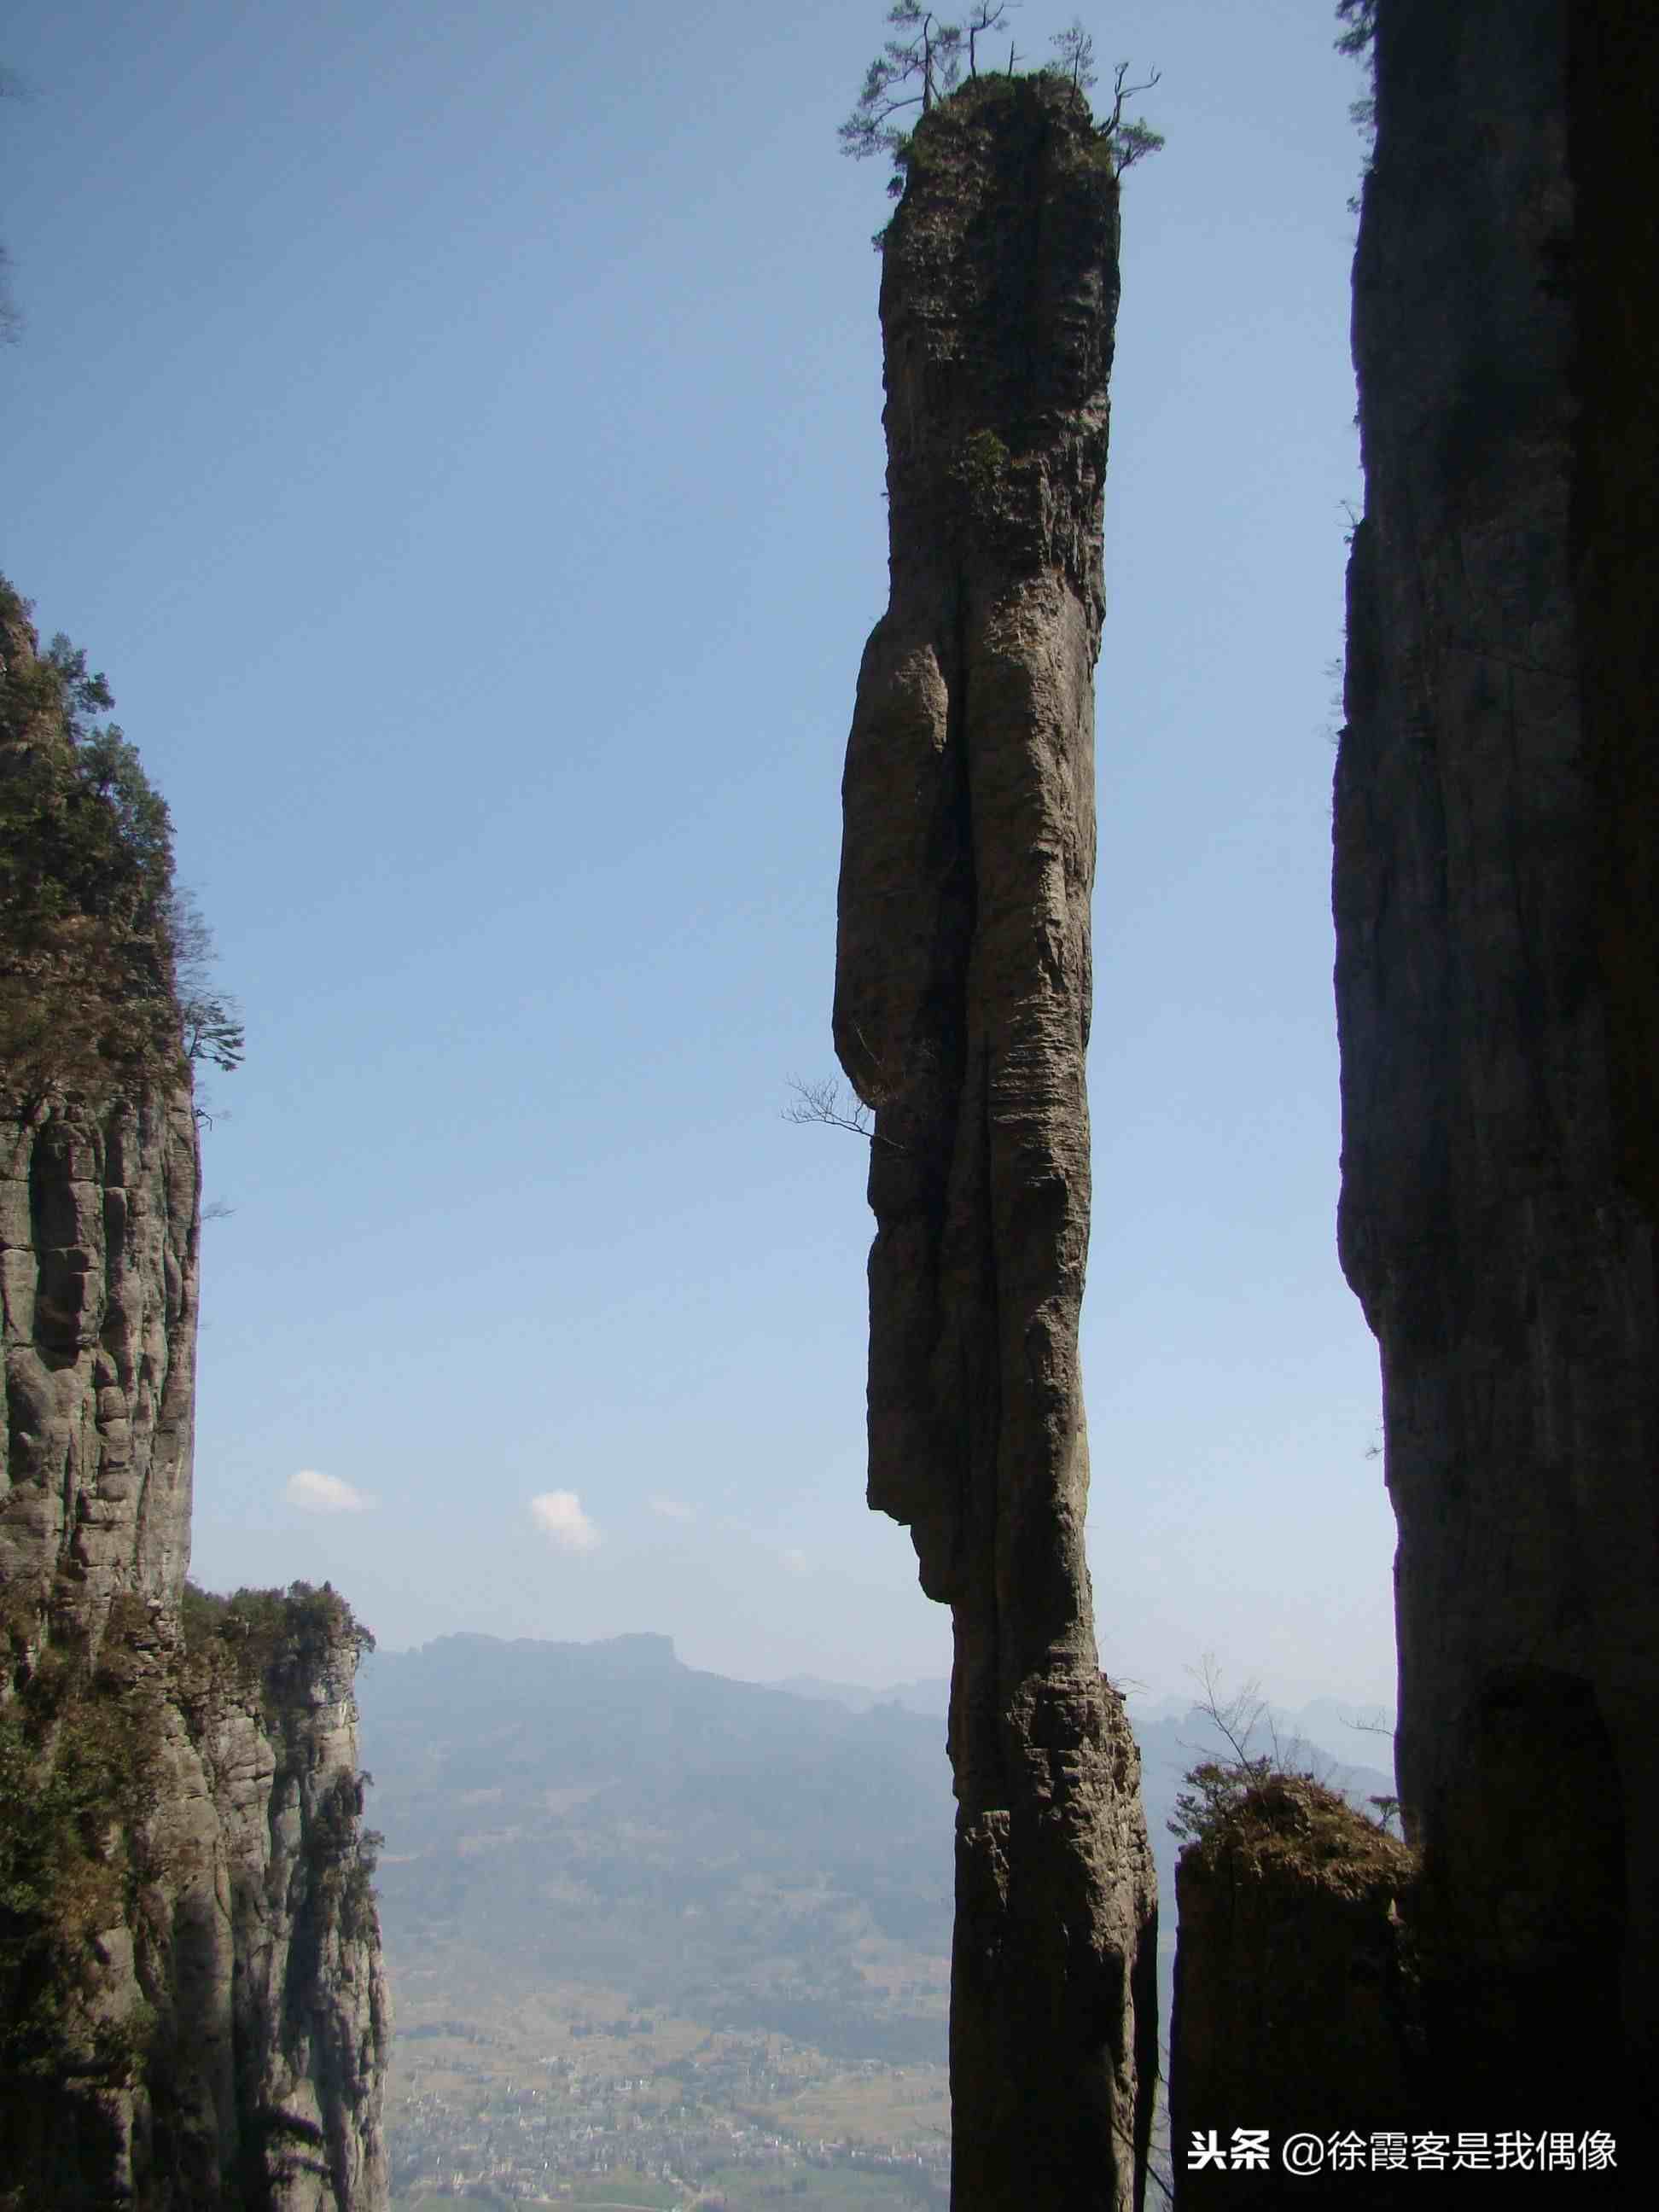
[841,3,1162,218]
[0,576,242,1104]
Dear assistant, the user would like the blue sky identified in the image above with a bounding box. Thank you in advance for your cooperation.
[3,1,1393,1710]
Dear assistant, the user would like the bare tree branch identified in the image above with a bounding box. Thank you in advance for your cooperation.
[1168,1654,1340,1844]
[782,1074,909,1152]
[1100,61,1164,176]
[1048,18,1096,92]
[1183,1651,1272,1774]
[783,1074,869,1137]
[965,2,1012,80]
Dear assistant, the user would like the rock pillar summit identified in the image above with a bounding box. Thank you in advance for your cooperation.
[833,74,1156,2212]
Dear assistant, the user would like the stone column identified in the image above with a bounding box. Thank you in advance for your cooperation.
[835,73,1156,2212]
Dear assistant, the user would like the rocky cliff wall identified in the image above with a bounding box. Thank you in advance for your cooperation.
[0,1092,197,1629]
[2,594,388,2207]
[1335,0,1658,2155]
[834,74,1155,2212]
[153,1585,390,2212]
[0,1091,390,2211]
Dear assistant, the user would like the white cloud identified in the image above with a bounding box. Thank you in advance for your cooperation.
[529,1489,602,1553]
[286,1468,375,1515]
[649,1494,696,1523]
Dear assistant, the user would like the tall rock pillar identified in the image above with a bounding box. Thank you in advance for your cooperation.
[834,75,1156,2212]
[1336,0,1659,2155]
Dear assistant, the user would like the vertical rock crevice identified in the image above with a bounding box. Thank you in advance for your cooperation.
[835,74,1155,2212]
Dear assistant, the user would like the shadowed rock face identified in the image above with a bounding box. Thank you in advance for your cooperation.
[1170,1780,1418,2209]
[1336,0,1659,2154]
[834,75,1155,2212]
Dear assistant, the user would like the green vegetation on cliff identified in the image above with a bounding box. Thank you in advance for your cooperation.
[180,1575,376,1680]
[840,3,1162,211]
[0,1593,167,2106]
[1167,1663,1403,1853]
[0,1580,382,2190]
[0,576,241,1103]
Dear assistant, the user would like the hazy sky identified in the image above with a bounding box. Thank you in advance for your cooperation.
[3,1,1392,1710]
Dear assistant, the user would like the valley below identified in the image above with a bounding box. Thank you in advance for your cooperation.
[355,1633,1388,2211]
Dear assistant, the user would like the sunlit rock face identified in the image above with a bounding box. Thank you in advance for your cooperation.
[1336,0,1659,2158]
[1,1087,390,2210]
[0,1091,199,1625]
[835,72,1155,2212]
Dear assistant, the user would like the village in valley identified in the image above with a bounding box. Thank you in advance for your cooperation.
[387,1975,950,2211]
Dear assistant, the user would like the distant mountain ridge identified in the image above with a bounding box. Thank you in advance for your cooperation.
[357,1632,957,2064]
[356,1632,1394,2081]
[765,1671,952,1719]
[767,1671,1396,1773]
[753,1663,1396,2032]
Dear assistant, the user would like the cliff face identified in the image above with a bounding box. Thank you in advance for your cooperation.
[0,1088,199,1634]
[1,1092,390,2211]
[834,75,1155,2212]
[1335,0,1659,2147]
[154,1587,390,2212]
[2,600,388,2208]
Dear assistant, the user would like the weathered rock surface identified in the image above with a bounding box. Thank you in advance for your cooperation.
[0,1093,198,1625]
[0,1091,391,2212]
[834,74,1155,2212]
[1,1091,390,2210]
[1335,0,1659,2158]
[1169,1779,1417,2207]
[3,601,388,2207]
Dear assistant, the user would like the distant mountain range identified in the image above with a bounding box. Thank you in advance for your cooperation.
[357,1634,1394,2069]
[765,1673,953,1718]
[357,1633,955,2063]
[763,1663,1395,2036]
[771,1669,1395,1769]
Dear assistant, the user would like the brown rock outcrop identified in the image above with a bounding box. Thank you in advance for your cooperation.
[834,74,1156,2212]
[2,595,388,2208]
[1335,0,1659,2158]
[1169,1779,1417,2207]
